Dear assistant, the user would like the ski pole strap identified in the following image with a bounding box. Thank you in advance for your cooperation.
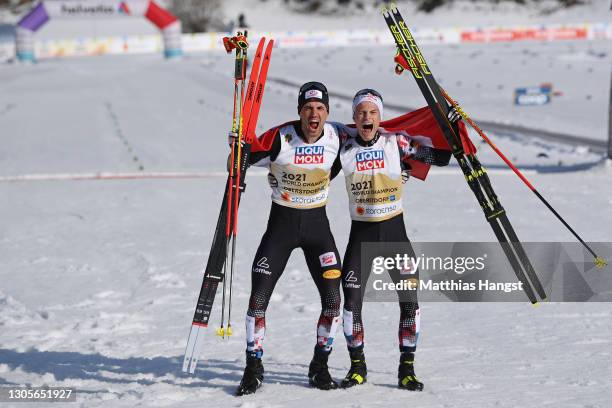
[223,35,250,53]
[394,50,410,73]
[223,37,235,53]
[234,35,249,50]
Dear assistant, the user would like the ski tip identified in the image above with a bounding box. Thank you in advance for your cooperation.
[531,301,541,308]
[594,257,608,269]
[182,356,195,374]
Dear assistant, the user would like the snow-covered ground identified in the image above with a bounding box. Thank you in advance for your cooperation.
[1,37,612,408]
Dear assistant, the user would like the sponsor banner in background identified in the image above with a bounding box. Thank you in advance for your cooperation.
[461,24,590,43]
[514,84,552,106]
[44,0,149,19]
[181,33,219,53]
[34,35,159,58]
[12,21,608,60]
[589,21,612,40]
[124,35,161,54]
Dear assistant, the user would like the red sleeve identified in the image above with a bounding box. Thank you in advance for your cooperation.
[250,127,279,153]
[250,120,296,153]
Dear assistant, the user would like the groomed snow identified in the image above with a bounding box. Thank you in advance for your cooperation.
[1,35,611,408]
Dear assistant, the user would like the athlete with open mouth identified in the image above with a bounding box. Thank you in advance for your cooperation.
[236,82,345,395]
[334,88,456,391]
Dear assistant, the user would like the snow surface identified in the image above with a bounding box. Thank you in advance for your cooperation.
[1,37,612,408]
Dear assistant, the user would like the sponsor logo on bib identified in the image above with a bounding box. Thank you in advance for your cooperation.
[356,150,385,171]
[294,145,324,164]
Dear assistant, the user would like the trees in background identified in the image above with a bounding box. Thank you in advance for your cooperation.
[0,0,34,15]
[168,0,225,33]
[282,0,587,13]
[0,0,592,28]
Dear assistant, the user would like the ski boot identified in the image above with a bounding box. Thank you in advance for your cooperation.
[340,346,367,388]
[236,353,264,396]
[398,352,424,391]
[308,345,339,390]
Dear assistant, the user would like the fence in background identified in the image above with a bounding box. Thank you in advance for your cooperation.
[0,21,610,62]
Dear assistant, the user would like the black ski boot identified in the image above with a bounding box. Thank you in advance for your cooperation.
[340,346,367,388]
[398,352,424,391]
[236,353,264,396]
[308,346,338,390]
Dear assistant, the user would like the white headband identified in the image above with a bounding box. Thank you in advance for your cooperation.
[352,93,383,119]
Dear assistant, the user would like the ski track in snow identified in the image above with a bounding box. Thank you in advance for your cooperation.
[1,43,611,407]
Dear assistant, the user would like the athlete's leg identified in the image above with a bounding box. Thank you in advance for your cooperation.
[381,215,423,391]
[381,215,421,353]
[341,220,378,350]
[245,206,297,358]
[339,220,376,388]
[341,235,365,350]
[301,211,342,390]
[237,205,298,396]
[302,228,342,352]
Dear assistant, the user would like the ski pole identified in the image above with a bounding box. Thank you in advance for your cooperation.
[219,32,249,338]
[441,87,607,269]
[226,32,249,338]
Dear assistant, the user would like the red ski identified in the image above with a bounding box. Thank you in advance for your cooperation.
[183,36,274,374]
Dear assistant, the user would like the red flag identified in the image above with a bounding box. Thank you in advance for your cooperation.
[381,106,475,180]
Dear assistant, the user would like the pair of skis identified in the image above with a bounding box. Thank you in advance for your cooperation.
[182,35,274,374]
[382,5,548,303]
